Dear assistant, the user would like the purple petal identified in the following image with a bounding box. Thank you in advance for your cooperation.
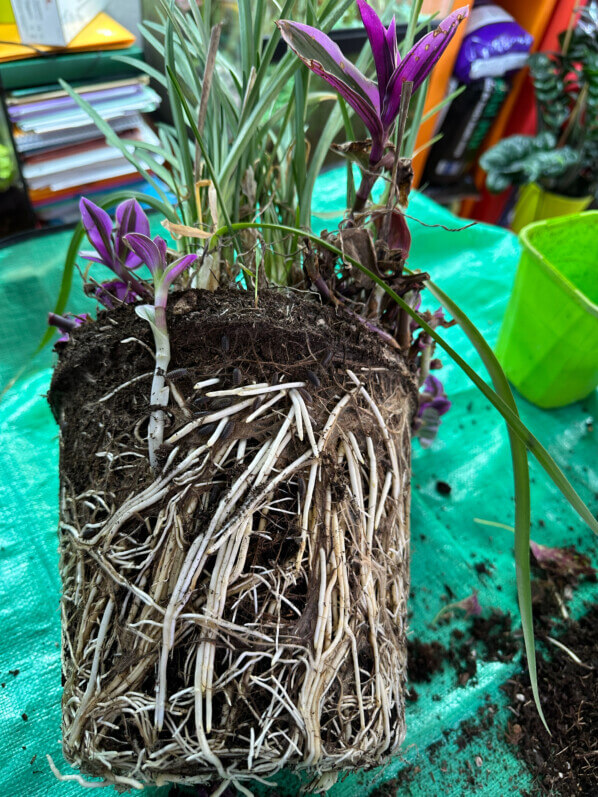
[277,20,380,111]
[154,236,168,262]
[123,233,164,275]
[163,253,198,287]
[386,17,398,70]
[79,197,115,266]
[357,0,395,104]
[115,198,150,267]
[424,374,444,398]
[382,6,469,127]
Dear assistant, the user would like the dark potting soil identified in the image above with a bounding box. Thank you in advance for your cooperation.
[407,639,447,683]
[404,543,597,796]
[406,610,518,690]
[49,287,417,498]
[49,287,419,581]
[504,604,598,796]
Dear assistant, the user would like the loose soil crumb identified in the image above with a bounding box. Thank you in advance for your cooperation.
[504,604,598,796]
[369,777,401,796]
[406,609,517,690]
[407,639,447,683]
[403,540,596,795]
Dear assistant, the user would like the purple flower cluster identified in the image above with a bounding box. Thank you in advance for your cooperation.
[415,374,451,448]
[419,374,451,418]
[79,197,153,308]
[48,197,199,344]
[278,1,468,163]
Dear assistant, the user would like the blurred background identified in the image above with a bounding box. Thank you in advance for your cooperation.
[1,0,596,237]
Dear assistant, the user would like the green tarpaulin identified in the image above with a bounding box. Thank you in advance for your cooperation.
[1,172,596,795]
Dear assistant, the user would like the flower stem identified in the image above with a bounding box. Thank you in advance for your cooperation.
[148,305,171,471]
[352,166,381,214]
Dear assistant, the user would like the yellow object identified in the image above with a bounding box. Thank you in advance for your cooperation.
[0,1,14,25]
[0,12,135,62]
[511,182,593,234]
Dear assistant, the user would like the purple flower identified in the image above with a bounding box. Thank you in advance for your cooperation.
[278,2,468,163]
[419,375,451,417]
[415,375,451,448]
[80,197,150,271]
[123,233,198,308]
[48,312,90,343]
[79,197,152,301]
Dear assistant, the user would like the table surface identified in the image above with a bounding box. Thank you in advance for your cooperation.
[1,171,596,796]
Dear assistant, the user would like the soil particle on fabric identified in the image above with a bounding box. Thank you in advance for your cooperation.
[474,561,492,577]
[504,604,598,796]
[407,609,517,689]
[369,777,401,796]
[407,639,447,683]
[435,480,451,495]
[455,702,497,752]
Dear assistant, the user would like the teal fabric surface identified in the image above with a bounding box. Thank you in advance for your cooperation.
[0,173,596,796]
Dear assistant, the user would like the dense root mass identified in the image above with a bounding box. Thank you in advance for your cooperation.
[49,289,418,791]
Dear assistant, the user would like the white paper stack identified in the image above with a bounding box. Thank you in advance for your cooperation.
[6,77,162,223]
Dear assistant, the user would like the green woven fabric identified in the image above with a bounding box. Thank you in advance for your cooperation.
[0,173,596,796]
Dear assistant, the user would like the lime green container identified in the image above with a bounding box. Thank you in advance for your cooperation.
[511,182,592,234]
[495,211,598,408]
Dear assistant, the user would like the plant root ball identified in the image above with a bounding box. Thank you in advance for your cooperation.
[49,289,418,791]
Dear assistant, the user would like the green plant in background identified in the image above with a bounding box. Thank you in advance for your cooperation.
[46,0,598,773]
[481,2,598,198]
[0,143,15,191]
[480,131,580,193]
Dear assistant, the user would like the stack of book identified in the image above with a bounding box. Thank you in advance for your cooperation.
[0,11,163,229]
[6,76,161,223]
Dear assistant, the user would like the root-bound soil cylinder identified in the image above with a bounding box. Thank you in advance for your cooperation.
[49,288,418,790]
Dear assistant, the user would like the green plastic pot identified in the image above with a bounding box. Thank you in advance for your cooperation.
[495,211,598,408]
[511,182,592,234]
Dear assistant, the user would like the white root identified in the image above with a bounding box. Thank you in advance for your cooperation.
[59,361,413,789]
[97,372,153,403]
